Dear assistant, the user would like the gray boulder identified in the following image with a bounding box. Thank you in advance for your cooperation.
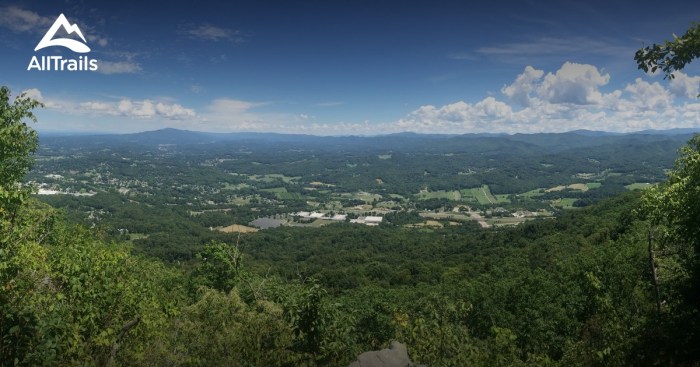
[348,341,426,367]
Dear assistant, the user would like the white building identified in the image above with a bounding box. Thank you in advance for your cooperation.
[331,214,347,221]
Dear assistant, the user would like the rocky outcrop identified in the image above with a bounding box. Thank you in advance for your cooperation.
[348,341,426,367]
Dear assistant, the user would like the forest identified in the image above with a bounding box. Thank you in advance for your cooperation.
[2,80,700,366]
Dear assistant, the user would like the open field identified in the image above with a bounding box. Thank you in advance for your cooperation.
[406,220,444,228]
[460,185,506,205]
[419,212,473,222]
[217,224,258,233]
[626,182,653,190]
[519,188,545,198]
[486,217,530,227]
[249,174,299,183]
[416,190,461,201]
[547,183,594,192]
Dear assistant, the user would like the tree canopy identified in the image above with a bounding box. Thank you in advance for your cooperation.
[635,22,700,80]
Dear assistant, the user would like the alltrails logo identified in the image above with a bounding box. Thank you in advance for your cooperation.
[28,14,99,71]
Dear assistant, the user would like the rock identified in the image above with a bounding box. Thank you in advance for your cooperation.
[348,341,426,367]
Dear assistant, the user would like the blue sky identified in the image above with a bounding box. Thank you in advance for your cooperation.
[1,0,700,135]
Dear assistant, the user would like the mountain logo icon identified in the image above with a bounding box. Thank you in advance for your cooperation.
[35,14,91,53]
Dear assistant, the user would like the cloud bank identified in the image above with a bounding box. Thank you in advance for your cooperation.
[22,62,700,135]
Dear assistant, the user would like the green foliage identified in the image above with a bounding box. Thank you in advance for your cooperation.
[635,135,700,364]
[193,240,243,293]
[635,22,700,82]
[143,287,298,367]
[1,220,181,366]
[0,86,41,222]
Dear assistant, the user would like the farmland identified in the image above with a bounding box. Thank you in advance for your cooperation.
[28,128,690,260]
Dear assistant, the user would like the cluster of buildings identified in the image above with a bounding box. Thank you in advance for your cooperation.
[349,216,383,226]
[295,211,347,221]
[294,212,384,226]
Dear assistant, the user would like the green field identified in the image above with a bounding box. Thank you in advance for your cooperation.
[460,185,507,205]
[519,188,545,198]
[586,182,602,189]
[416,190,461,201]
[350,192,384,203]
[249,174,299,183]
[486,217,529,227]
[222,182,251,190]
[626,182,653,190]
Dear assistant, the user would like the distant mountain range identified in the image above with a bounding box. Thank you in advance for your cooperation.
[38,127,700,154]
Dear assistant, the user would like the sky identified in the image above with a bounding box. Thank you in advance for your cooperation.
[1,0,700,135]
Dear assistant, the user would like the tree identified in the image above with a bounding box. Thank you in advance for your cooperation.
[640,135,700,287]
[0,86,42,222]
[635,22,700,80]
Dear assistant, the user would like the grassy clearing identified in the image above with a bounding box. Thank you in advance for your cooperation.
[416,190,461,201]
[419,212,472,222]
[546,185,566,192]
[217,224,258,233]
[519,188,545,198]
[406,220,444,228]
[249,174,299,183]
[352,192,384,203]
[547,183,594,192]
[567,183,588,191]
[377,154,392,160]
[460,185,504,205]
[626,182,653,190]
[486,217,529,227]
[229,196,251,205]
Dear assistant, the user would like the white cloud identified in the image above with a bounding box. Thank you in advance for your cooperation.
[474,97,513,119]
[21,88,44,102]
[19,62,700,135]
[20,88,62,108]
[96,60,142,74]
[76,99,196,120]
[501,65,544,107]
[476,37,633,64]
[537,62,610,105]
[623,78,672,110]
[0,6,52,33]
[183,24,244,42]
[393,62,700,134]
[199,98,283,131]
[0,7,109,49]
[207,98,264,114]
[669,72,700,99]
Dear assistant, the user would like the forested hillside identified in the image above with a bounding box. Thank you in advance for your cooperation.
[2,86,700,365]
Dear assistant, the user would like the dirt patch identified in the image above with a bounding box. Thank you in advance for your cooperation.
[217,224,258,233]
